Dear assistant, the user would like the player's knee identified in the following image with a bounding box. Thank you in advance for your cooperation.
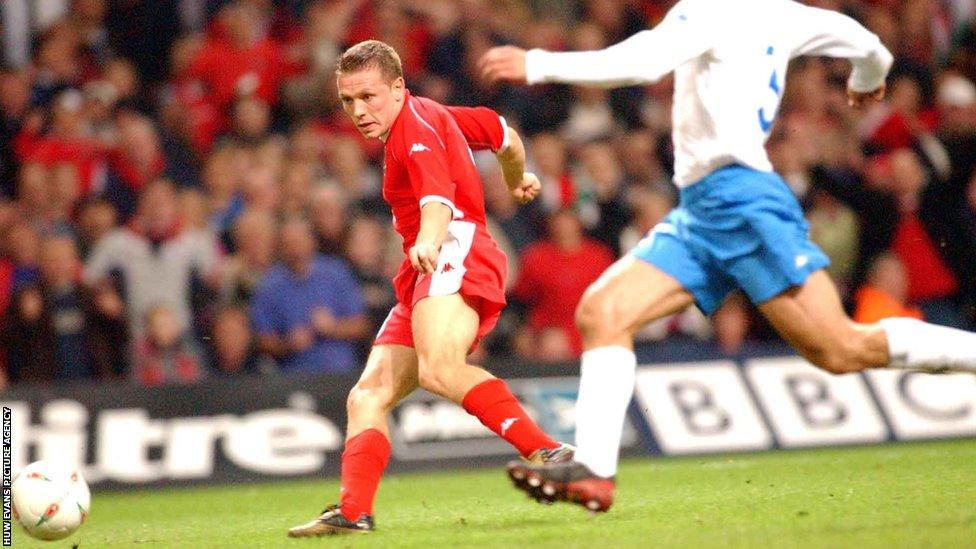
[805,345,860,375]
[575,292,619,339]
[346,384,394,417]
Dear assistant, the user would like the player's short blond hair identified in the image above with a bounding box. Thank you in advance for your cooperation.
[336,40,404,83]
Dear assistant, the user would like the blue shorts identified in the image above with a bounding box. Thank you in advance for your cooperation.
[632,164,829,315]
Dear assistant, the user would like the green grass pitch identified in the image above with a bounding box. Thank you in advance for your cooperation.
[16,439,976,548]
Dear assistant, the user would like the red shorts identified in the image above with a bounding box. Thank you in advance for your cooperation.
[375,220,506,352]
[373,297,502,353]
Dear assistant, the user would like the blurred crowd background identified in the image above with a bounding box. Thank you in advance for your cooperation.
[1,0,975,387]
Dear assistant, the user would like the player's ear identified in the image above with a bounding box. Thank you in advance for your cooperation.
[392,77,405,102]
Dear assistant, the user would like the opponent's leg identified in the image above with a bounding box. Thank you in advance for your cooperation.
[573,256,695,478]
[759,270,976,374]
[288,344,417,536]
[412,294,562,458]
[509,256,695,512]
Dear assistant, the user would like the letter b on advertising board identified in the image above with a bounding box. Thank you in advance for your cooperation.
[634,362,772,454]
[746,357,887,447]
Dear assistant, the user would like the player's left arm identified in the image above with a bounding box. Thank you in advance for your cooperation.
[495,126,539,204]
[787,4,893,107]
[444,105,539,204]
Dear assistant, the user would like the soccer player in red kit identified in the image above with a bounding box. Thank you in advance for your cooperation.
[287,40,572,537]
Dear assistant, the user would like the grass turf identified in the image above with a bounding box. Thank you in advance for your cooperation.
[15,439,976,548]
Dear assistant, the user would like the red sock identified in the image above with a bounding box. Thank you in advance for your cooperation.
[338,429,391,521]
[462,378,558,458]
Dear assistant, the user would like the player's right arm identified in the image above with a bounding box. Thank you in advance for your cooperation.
[480,0,713,87]
[786,3,893,106]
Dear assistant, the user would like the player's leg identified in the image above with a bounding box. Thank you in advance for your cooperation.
[411,293,563,459]
[339,343,418,515]
[572,255,694,478]
[760,269,976,374]
[288,343,418,536]
[507,255,698,512]
[713,166,976,375]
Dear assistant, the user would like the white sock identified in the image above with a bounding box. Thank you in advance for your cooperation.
[573,346,637,478]
[879,317,976,373]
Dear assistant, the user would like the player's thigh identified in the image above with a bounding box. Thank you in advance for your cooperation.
[757,270,886,371]
[411,294,479,363]
[350,343,419,409]
[577,255,696,336]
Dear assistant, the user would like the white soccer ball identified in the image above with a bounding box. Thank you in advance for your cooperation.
[11,460,91,541]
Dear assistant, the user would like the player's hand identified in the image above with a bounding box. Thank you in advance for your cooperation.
[511,172,541,204]
[480,45,528,84]
[847,84,886,108]
[409,241,440,275]
[311,307,337,337]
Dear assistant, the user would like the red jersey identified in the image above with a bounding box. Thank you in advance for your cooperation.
[381,91,509,316]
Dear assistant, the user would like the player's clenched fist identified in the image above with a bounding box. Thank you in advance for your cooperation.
[512,172,541,204]
[480,45,528,84]
[409,241,440,274]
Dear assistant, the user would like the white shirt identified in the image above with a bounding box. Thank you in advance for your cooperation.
[525,0,893,187]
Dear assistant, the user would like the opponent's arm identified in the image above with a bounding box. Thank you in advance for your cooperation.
[496,126,540,204]
[788,5,893,106]
[481,0,712,87]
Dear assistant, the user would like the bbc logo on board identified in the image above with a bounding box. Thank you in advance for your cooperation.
[634,358,976,454]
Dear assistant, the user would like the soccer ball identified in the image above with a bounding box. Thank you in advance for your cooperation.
[11,461,91,541]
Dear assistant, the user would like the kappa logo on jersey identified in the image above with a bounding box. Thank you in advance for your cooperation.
[441,263,454,273]
[795,254,809,268]
[500,417,519,435]
[409,143,431,155]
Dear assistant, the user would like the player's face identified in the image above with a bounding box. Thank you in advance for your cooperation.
[337,67,405,141]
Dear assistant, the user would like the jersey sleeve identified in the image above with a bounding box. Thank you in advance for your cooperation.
[400,104,463,218]
[525,0,715,87]
[444,105,509,152]
[786,4,893,93]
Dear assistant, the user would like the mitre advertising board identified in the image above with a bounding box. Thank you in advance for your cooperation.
[5,351,975,488]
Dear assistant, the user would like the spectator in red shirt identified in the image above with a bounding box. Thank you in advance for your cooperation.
[104,113,169,221]
[15,90,106,196]
[513,208,614,356]
[188,1,292,112]
[162,36,221,155]
[884,150,959,306]
[343,0,433,79]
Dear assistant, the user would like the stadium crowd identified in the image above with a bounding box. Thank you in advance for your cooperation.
[1,0,975,386]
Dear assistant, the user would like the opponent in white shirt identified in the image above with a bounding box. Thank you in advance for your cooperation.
[481,0,976,513]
